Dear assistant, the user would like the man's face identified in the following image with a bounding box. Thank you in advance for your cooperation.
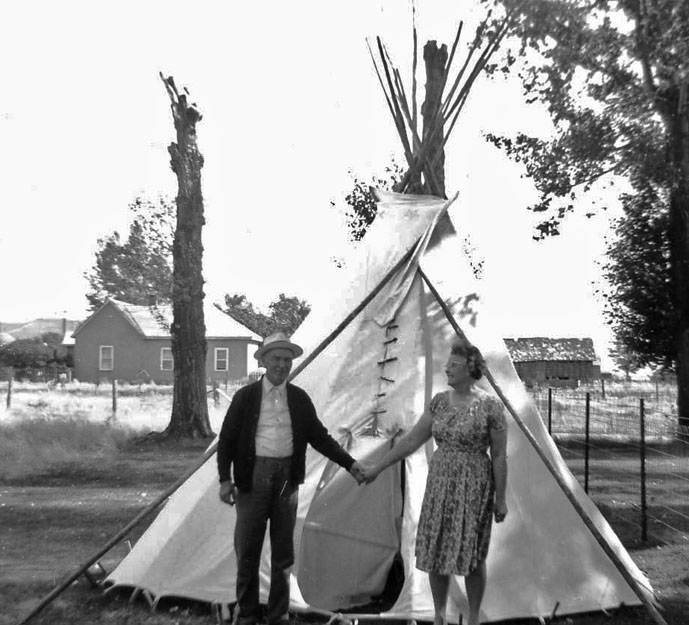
[261,347,294,386]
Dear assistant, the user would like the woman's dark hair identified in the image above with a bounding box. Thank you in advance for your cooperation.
[450,338,484,380]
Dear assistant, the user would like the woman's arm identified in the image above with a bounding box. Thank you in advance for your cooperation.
[364,410,433,483]
[489,420,508,522]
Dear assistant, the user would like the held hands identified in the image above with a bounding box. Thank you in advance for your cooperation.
[349,462,381,485]
[219,481,238,506]
[349,462,367,485]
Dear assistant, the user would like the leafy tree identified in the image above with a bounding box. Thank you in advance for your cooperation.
[84,196,174,310]
[221,294,270,337]
[268,294,311,336]
[0,338,59,369]
[602,183,676,371]
[332,160,405,242]
[608,336,640,381]
[485,0,689,427]
[221,293,311,338]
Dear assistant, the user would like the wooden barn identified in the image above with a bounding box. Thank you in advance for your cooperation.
[72,299,262,385]
[504,337,601,387]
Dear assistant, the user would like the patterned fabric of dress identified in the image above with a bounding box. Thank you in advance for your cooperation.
[415,391,506,575]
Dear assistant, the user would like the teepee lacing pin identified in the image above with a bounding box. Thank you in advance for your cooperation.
[377,356,399,365]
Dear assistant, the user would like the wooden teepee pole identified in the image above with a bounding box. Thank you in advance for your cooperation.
[417,267,668,625]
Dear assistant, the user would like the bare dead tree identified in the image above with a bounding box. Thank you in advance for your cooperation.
[160,74,213,439]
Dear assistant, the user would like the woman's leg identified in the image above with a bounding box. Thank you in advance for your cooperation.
[464,560,486,625]
[428,572,450,625]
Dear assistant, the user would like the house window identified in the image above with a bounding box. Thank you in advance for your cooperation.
[215,348,229,372]
[161,347,174,371]
[99,346,114,371]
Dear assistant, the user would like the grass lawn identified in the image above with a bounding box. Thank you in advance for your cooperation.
[1,385,688,625]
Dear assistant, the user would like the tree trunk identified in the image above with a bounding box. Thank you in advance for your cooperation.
[665,81,689,432]
[420,41,447,198]
[160,75,213,439]
[668,162,689,432]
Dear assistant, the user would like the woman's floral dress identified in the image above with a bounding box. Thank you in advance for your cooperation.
[415,391,506,575]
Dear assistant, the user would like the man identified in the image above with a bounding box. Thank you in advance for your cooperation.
[218,331,365,625]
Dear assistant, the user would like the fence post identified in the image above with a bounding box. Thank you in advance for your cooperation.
[640,397,648,543]
[5,373,12,409]
[585,392,591,494]
[601,376,606,400]
[111,379,117,415]
[547,387,553,435]
[212,380,220,407]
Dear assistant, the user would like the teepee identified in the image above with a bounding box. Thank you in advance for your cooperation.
[106,16,664,624]
[105,189,659,623]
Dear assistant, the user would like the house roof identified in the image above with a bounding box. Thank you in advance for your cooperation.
[504,337,597,363]
[74,299,262,342]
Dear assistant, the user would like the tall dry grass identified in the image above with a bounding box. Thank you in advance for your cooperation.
[0,381,233,482]
[0,416,136,482]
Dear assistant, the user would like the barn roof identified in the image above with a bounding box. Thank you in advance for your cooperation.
[74,299,262,342]
[504,337,597,363]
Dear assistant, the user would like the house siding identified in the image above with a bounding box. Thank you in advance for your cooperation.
[207,339,250,383]
[73,302,150,383]
[73,301,260,384]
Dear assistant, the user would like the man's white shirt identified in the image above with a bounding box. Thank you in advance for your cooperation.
[255,376,293,458]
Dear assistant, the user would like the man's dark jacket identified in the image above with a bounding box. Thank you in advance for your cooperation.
[217,378,355,491]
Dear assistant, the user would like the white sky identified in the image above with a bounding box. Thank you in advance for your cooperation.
[0,0,621,369]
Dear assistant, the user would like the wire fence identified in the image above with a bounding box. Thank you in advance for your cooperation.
[3,372,687,545]
[530,382,689,546]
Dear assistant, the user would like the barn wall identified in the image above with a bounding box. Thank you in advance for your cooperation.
[513,360,600,387]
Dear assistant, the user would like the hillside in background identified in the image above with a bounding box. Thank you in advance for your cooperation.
[0,318,81,340]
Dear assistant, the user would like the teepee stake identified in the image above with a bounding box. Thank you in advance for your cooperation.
[418,267,667,625]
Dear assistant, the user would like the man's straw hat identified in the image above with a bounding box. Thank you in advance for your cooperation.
[254,331,304,360]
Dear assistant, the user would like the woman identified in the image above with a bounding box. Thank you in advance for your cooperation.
[362,338,508,625]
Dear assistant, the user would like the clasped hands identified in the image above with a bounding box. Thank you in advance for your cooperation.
[348,462,379,486]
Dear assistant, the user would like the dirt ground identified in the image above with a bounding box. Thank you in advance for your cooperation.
[2,438,687,625]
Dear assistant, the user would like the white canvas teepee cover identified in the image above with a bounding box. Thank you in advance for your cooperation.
[106,191,654,623]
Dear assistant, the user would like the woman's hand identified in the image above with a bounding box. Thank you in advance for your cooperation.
[494,498,508,523]
[361,463,382,485]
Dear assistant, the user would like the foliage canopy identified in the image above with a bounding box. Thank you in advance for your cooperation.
[485,0,689,375]
[221,293,311,338]
[84,197,174,310]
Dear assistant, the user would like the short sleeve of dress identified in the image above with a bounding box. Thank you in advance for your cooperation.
[487,396,507,432]
[428,392,445,416]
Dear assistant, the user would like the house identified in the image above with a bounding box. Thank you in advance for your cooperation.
[72,299,262,384]
[503,337,601,387]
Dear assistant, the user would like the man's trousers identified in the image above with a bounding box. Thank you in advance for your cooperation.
[234,456,297,625]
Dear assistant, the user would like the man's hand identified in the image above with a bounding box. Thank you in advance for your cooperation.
[219,480,238,506]
[349,462,367,485]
